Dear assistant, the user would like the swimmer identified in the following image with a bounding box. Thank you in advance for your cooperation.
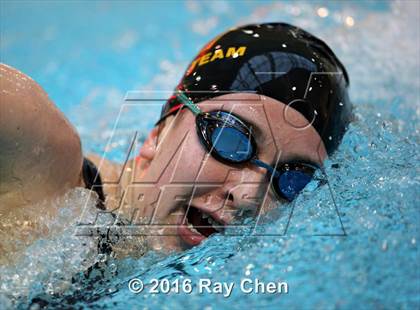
[0,23,352,260]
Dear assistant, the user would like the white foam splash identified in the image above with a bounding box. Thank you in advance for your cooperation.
[0,188,100,304]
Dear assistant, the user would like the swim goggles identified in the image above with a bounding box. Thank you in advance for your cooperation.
[176,92,320,202]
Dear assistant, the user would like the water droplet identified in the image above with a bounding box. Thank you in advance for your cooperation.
[345,16,355,27]
[246,263,254,269]
[382,240,388,251]
[97,253,107,263]
[107,286,118,294]
[317,7,329,18]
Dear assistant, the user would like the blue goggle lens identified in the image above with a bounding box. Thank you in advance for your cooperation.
[211,126,253,162]
[275,170,313,201]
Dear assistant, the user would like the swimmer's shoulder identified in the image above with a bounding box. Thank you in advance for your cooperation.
[0,64,83,212]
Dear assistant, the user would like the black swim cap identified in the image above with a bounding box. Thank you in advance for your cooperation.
[158,22,352,155]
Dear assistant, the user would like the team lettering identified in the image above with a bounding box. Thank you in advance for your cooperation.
[187,46,247,74]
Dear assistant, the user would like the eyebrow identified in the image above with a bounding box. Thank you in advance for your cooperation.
[232,115,306,158]
[227,111,322,166]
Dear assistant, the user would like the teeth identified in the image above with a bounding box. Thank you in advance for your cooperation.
[198,210,225,233]
[187,223,199,234]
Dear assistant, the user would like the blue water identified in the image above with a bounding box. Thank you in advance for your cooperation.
[1,1,419,309]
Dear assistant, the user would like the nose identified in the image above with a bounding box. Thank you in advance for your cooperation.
[220,166,269,215]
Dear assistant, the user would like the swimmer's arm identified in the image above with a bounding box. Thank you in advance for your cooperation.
[0,64,84,213]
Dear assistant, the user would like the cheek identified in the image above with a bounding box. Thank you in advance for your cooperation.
[173,131,231,184]
[261,191,281,214]
[280,130,327,162]
[154,119,228,185]
[170,136,206,182]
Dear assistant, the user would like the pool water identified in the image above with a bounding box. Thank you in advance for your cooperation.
[1,1,419,309]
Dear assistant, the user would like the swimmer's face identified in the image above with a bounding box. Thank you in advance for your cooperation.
[133,93,327,251]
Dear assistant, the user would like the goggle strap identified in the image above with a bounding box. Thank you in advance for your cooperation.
[176,92,202,116]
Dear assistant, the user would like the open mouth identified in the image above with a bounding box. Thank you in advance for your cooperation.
[177,205,224,246]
